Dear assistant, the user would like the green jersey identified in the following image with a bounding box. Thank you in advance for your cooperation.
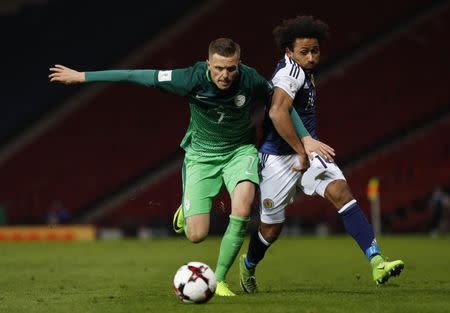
[153,62,271,156]
[85,62,272,156]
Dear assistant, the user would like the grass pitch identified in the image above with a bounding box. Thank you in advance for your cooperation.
[0,235,449,313]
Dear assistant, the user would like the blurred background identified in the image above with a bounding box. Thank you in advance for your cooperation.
[0,0,449,240]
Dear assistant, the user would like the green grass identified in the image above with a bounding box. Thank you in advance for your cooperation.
[0,236,449,313]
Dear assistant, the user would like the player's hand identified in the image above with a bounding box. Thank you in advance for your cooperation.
[292,153,310,172]
[302,136,335,162]
[49,64,85,84]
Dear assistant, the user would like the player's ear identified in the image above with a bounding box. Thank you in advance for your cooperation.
[285,47,293,58]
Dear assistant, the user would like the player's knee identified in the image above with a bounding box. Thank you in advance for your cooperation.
[185,214,210,243]
[326,180,354,209]
[185,226,208,243]
[186,231,207,244]
[260,223,283,243]
[231,181,255,217]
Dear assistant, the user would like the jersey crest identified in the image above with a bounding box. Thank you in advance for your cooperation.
[234,94,246,107]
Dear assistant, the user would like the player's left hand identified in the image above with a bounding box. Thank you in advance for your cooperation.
[302,136,335,162]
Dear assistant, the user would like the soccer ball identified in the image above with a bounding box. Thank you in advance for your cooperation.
[173,261,216,304]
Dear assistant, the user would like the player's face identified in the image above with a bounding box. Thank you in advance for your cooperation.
[287,38,320,71]
[207,53,240,90]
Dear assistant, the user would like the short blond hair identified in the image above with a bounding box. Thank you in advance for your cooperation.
[208,38,241,58]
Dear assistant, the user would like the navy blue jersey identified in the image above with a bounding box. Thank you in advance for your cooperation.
[260,55,318,155]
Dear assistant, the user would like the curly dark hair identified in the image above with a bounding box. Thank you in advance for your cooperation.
[273,15,329,52]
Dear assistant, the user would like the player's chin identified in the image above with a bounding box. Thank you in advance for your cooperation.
[218,83,231,90]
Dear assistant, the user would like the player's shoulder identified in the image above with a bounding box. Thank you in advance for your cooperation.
[190,61,207,77]
[192,61,207,70]
[239,63,261,78]
[239,63,268,87]
[180,61,207,86]
[271,55,306,98]
[165,61,205,79]
[273,54,305,82]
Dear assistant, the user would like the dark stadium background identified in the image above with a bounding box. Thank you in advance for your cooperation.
[0,0,449,238]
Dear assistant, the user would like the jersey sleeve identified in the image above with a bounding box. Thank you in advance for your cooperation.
[271,59,305,99]
[153,66,195,97]
[85,70,157,86]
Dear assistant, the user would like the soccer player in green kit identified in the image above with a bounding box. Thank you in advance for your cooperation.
[49,38,333,296]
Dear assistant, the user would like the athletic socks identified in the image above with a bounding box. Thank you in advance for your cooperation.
[215,215,250,282]
[339,200,380,260]
[245,229,271,270]
[242,199,379,270]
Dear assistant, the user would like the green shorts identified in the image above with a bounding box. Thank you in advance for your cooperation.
[182,144,259,218]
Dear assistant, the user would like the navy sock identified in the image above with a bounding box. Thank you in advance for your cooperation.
[339,200,380,260]
[245,229,271,269]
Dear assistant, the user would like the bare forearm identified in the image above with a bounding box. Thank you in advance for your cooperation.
[269,107,306,155]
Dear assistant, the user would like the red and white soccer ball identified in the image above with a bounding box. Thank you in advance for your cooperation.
[173,261,217,304]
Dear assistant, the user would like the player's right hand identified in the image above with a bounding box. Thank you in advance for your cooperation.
[49,64,85,84]
[302,136,335,162]
[292,153,310,172]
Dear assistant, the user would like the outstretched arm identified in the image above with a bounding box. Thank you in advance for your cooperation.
[49,64,157,87]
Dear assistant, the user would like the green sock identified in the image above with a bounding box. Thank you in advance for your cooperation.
[215,215,250,282]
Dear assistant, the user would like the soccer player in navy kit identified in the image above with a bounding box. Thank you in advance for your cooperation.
[239,16,404,292]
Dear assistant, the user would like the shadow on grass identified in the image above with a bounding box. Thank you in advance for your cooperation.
[259,287,376,295]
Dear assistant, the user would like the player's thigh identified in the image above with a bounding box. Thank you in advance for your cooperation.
[299,153,346,198]
[221,144,259,216]
[230,181,256,217]
[182,153,223,219]
[259,153,301,224]
[222,144,259,194]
